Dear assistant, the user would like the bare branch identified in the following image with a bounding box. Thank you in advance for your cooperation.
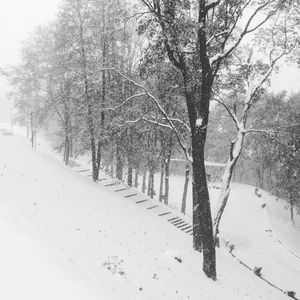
[213,98,240,131]
[205,0,222,12]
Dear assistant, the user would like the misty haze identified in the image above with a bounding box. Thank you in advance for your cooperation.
[0,1,299,299]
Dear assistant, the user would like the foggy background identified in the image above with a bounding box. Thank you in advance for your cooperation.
[0,0,299,122]
[0,0,59,121]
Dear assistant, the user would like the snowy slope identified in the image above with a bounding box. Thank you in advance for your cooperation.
[219,184,300,296]
[0,125,298,300]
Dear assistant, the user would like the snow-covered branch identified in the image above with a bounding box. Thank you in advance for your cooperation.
[206,30,229,46]
[210,0,280,65]
[142,117,173,130]
[244,128,278,135]
[213,98,240,131]
[98,67,192,163]
[117,116,172,131]
[106,93,147,111]
[241,38,298,123]
[164,118,191,132]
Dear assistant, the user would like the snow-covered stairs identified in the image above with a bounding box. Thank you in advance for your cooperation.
[66,161,194,236]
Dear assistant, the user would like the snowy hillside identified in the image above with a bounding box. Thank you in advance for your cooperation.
[0,124,299,300]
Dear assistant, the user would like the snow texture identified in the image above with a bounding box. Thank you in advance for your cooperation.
[0,123,299,300]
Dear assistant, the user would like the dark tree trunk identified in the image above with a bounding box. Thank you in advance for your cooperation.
[289,192,295,225]
[147,167,151,196]
[164,136,173,205]
[110,164,114,178]
[290,201,295,225]
[96,141,101,173]
[87,103,99,181]
[181,162,190,214]
[134,169,139,188]
[142,170,147,193]
[69,134,74,158]
[159,160,165,202]
[150,169,155,198]
[116,143,123,181]
[257,167,264,189]
[83,59,99,181]
[164,155,171,205]
[64,134,70,165]
[127,165,133,187]
[185,78,216,279]
[191,126,215,279]
[63,103,71,165]
[79,20,100,182]
[148,165,155,198]
[141,0,217,281]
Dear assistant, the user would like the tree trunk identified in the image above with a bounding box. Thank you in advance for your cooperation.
[79,20,99,182]
[127,165,133,187]
[134,169,139,188]
[88,103,99,181]
[181,162,190,214]
[148,165,154,198]
[164,155,170,205]
[96,141,101,174]
[63,105,71,165]
[191,125,216,279]
[142,170,147,193]
[290,202,295,225]
[64,134,70,165]
[289,192,295,225]
[110,164,114,178]
[150,169,154,198]
[147,166,152,196]
[30,112,35,148]
[213,131,244,239]
[159,160,165,202]
[185,76,216,278]
[116,143,123,181]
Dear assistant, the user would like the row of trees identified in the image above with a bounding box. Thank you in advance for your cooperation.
[207,91,300,225]
[7,0,299,280]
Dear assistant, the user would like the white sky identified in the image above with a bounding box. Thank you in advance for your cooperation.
[0,0,60,121]
[0,0,299,121]
[271,64,300,94]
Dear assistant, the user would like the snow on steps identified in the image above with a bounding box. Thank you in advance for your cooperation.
[66,159,299,300]
[66,160,194,237]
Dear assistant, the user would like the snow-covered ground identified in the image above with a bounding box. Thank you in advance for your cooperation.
[0,123,299,300]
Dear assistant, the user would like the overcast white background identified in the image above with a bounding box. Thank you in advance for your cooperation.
[0,0,299,121]
[0,0,59,121]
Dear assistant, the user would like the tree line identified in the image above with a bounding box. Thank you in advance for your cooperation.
[6,0,299,280]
